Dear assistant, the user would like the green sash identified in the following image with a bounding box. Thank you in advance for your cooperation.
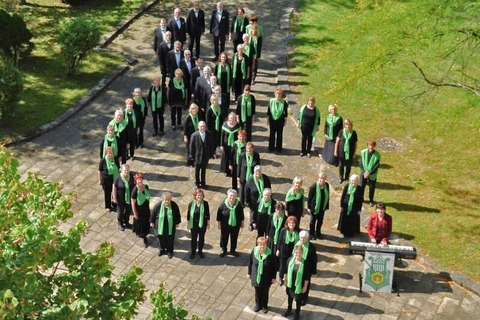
[343,129,353,160]
[287,258,305,294]
[298,104,320,137]
[210,105,221,131]
[347,184,357,215]
[285,230,299,244]
[222,125,240,147]
[245,154,253,181]
[253,246,272,285]
[326,113,341,140]
[240,95,252,122]
[225,198,240,227]
[233,55,247,80]
[361,149,381,180]
[125,109,137,128]
[234,140,246,164]
[217,63,231,91]
[173,78,185,99]
[189,200,205,229]
[190,114,199,132]
[150,86,163,111]
[285,188,304,211]
[269,98,285,121]
[272,214,283,245]
[257,197,271,215]
[133,97,146,116]
[105,157,119,180]
[136,187,150,206]
[158,203,174,235]
[314,182,329,214]
[109,119,127,138]
[103,135,118,157]
[121,175,131,205]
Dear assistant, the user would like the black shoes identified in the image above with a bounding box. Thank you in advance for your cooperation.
[198,252,205,259]
[219,250,227,258]
[230,250,239,257]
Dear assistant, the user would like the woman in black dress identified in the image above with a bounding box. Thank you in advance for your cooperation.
[112,164,135,231]
[131,173,151,247]
[323,104,343,166]
[184,103,200,167]
[232,45,250,101]
[276,216,300,286]
[132,87,148,148]
[252,188,276,239]
[337,174,363,238]
[205,94,223,150]
[247,236,277,314]
[186,188,210,259]
[285,176,305,226]
[150,192,181,258]
[334,118,358,183]
[220,112,241,176]
[236,84,256,142]
[214,52,233,100]
[98,146,119,212]
[298,96,321,157]
[229,6,248,53]
[109,108,128,164]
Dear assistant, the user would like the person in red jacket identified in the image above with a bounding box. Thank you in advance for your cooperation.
[367,202,392,245]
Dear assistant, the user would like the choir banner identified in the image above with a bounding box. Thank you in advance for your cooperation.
[362,251,394,293]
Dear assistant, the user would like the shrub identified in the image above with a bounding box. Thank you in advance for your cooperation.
[57,16,102,75]
[0,57,23,124]
[0,9,34,65]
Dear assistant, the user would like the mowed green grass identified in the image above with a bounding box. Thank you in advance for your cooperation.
[0,0,146,142]
[290,0,480,280]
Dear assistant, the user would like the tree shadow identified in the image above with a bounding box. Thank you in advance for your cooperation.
[377,182,413,191]
[387,202,440,214]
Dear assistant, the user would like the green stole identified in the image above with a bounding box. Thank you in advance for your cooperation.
[257,197,272,215]
[225,198,240,227]
[253,246,272,285]
[103,134,118,157]
[298,105,320,137]
[361,149,380,180]
[245,154,254,181]
[105,157,119,180]
[136,187,150,206]
[110,119,127,138]
[217,63,231,91]
[347,184,357,215]
[326,113,341,140]
[234,140,246,164]
[342,129,353,160]
[133,97,146,117]
[296,240,310,261]
[173,78,185,99]
[253,176,264,199]
[285,229,299,244]
[250,36,259,58]
[285,188,304,211]
[125,108,137,128]
[240,95,252,122]
[189,200,205,229]
[222,125,239,147]
[269,98,285,121]
[233,55,247,80]
[272,213,283,245]
[314,182,329,214]
[209,105,221,131]
[287,258,305,294]
[150,86,163,111]
[158,203,174,235]
[244,42,252,58]
[233,16,244,34]
[121,175,131,204]
[190,114,199,132]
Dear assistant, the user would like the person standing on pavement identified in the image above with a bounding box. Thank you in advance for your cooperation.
[150,192,181,259]
[216,188,244,257]
[147,76,167,137]
[186,188,210,259]
[244,165,271,232]
[247,236,277,314]
[232,45,250,101]
[179,49,196,106]
[158,31,173,84]
[237,142,260,205]
[229,129,246,191]
[276,216,300,286]
[153,18,168,70]
[236,84,256,142]
[297,230,317,305]
[337,174,363,238]
[124,98,140,161]
[189,121,215,189]
[167,41,184,80]
[168,68,187,130]
[285,176,305,226]
[186,1,205,59]
[220,111,241,177]
[194,65,212,118]
[360,139,381,207]
[214,53,233,102]
[109,109,128,164]
[98,146,119,212]
[184,103,200,167]
[267,88,289,152]
[229,6,249,54]
[252,188,276,239]
[322,104,343,166]
[298,96,321,158]
[209,2,229,61]
[131,173,151,248]
[132,88,148,148]
[334,118,358,183]
[266,202,286,269]
[99,124,119,161]
[167,8,187,47]
[112,164,135,231]
[307,171,330,240]
[205,94,223,150]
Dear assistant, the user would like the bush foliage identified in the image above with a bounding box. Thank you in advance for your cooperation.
[0,57,23,124]
[0,9,34,65]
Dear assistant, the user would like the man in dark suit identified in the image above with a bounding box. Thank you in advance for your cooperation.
[167,8,187,46]
[190,57,205,100]
[186,1,205,58]
[209,2,229,60]
[180,50,196,106]
[153,18,167,56]
[167,41,184,79]
[158,31,173,84]
[194,66,212,118]
[190,121,215,189]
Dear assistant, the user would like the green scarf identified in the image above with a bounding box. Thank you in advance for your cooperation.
[287,257,305,294]
[217,63,231,91]
[253,175,264,197]
[121,175,131,205]
[245,154,254,181]
[136,187,151,206]
[269,98,285,121]
[133,96,146,117]
[285,229,299,244]
[272,213,283,245]
[233,16,244,34]
[189,200,205,229]
[158,203,174,235]
[240,95,252,122]
[225,198,240,227]
[314,182,329,214]
[244,42,252,58]
[125,108,137,128]
[253,246,272,285]
[361,149,380,180]
[103,134,118,157]
[190,114,199,132]
[210,105,221,131]
[298,104,320,137]
[342,129,353,160]
[173,77,185,99]
[296,240,310,261]
[285,188,304,211]
[222,125,240,147]
[347,184,357,215]
[233,54,247,80]
[257,197,272,215]
[105,157,119,180]
[250,36,259,58]
[150,86,163,111]
[234,140,246,164]
[110,119,127,138]
[326,113,341,140]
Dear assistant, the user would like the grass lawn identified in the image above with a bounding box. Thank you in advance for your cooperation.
[0,0,147,142]
[289,0,480,281]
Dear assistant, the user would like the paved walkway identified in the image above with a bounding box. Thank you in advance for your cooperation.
[11,0,479,319]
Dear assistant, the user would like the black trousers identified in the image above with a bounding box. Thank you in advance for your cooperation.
[213,35,226,58]
[220,225,240,252]
[194,162,207,187]
[254,285,271,309]
[188,34,201,58]
[152,108,164,134]
[269,118,285,151]
[338,156,353,181]
[240,119,253,142]
[137,117,145,147]
[310,210,326,237]
[101,180,113,209]
[360,177,377,203]
[170,105,183,126]
[190,227,206,253]
[117,202,131,225]
[157,234,175,254]
[301,128,314,154]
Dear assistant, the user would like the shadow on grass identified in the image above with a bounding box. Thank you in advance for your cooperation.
[377,182,414,191]
[387,202,440,214]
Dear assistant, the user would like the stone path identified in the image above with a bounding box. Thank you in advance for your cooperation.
[10,0,479,319]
